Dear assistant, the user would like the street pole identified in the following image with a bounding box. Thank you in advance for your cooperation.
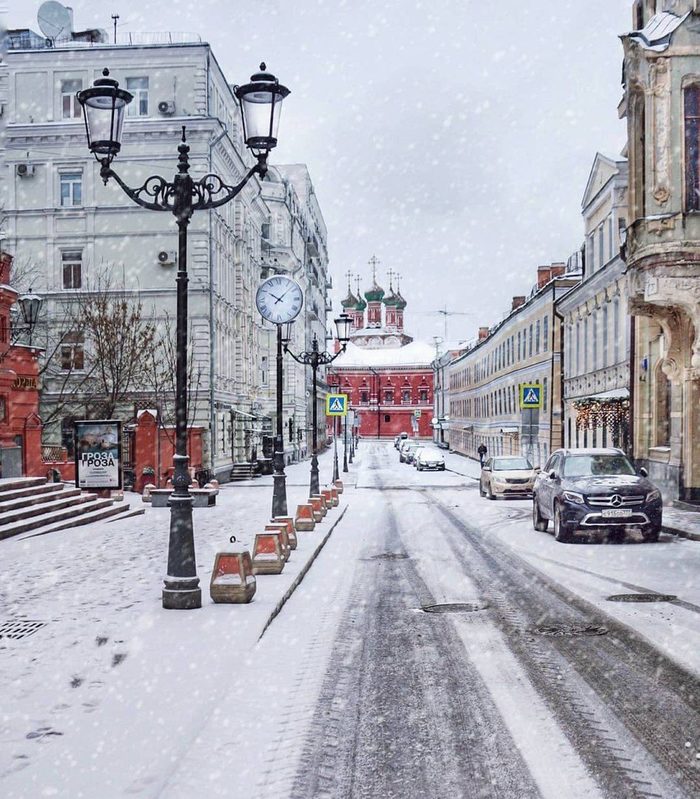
[311,358,319,495]
[332,413,340,483]
[343,413,349,472]
[271,324,288,517]
[77,63,291,610]
[284,323,351,497]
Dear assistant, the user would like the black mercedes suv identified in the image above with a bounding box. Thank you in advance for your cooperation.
[532,448,663,543]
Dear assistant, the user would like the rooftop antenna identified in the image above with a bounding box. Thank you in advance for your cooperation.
[111,14,120,44]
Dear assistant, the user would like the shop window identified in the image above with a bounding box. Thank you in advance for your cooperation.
[655,365,671,446]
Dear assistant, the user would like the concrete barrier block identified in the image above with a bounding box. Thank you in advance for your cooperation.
[210,549,256,603]
[295,504,316,531]
[264,523,291,561]
[271,516,297,550]
[252,532,285,575]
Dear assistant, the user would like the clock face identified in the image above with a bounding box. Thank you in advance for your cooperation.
[255,275,304,324]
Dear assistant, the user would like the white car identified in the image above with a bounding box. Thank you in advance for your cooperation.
[415,447,446,471]
[480,456,537,499]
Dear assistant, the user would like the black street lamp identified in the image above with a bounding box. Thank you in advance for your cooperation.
[343,411,349,473]
[327,374,341,483]
[272,321,294,518]
[285,315,351,495]
[77,64,290,610]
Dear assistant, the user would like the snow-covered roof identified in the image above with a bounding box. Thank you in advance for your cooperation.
[331,340,436,369]
[625,11,689,52]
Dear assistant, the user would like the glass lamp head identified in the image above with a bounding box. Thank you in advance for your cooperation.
[77,69,133,162]
[334,314,352,343]
[235,63,290,156]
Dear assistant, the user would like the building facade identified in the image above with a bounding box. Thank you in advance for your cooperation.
[1,17,329,482]
[447,263,580,466]
[620,1,700,501]
[329,268,434,439]
[557,155,632,453]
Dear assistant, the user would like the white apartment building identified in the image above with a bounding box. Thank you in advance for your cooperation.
[448,262,580,467]
[1,20,329,481]
[557,154,631,452]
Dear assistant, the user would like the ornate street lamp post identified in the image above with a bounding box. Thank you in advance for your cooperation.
[285,315,351,495]
[77,65,290,610]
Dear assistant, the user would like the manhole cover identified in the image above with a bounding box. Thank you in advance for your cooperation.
[607,593,678,603]
[0,620,47,640]
[533,623,608,637]
[422,602,488,614]
[370,553,409,561]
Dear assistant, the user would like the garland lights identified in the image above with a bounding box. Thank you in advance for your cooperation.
[574,397,630,436]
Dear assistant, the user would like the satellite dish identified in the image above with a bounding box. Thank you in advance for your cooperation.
[37,1,72,41]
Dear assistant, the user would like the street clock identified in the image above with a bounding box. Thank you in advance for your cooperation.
[255,275,303,325]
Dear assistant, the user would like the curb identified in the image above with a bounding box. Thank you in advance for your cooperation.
[662,524,700,542]
[258,504,349,640]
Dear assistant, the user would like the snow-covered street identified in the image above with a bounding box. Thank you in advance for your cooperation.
[1,441,699,798]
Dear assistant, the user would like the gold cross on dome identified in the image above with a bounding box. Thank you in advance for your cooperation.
[368,255,381,281]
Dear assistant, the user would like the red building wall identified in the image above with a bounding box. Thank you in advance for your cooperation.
[328,367,434,439]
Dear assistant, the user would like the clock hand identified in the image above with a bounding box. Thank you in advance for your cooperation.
[268,292,284,302]
[274,288,292,304]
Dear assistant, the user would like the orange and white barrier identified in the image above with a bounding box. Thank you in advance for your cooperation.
[308,495,325,522]
[210,549,256,603]
[271,516,297,549]
[334,479,344,494]
[265,523,291,560]
[330,486,340,506]
[295,504,316,531]
[321,488,336,508]
[251,532,285,575]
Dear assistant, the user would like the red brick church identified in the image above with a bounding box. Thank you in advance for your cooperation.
[328,257,434,439]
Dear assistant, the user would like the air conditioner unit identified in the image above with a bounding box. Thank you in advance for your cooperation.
[157,250,177,266]
[157,100,176,116]
[16,163,35,177]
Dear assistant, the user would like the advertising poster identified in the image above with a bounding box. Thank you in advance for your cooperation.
[74,420,122,489]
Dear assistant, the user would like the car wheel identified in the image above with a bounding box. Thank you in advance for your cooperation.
[553,504,572,543]
[532,496,548,532]
[417,464,423,471]
[642,527,660,543]
[486,482,495,501]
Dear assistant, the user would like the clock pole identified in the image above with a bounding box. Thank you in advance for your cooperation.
[272,323,288,518]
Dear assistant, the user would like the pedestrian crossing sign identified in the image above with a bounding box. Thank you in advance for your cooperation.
[326,393,348,416]
[519,384,542,410]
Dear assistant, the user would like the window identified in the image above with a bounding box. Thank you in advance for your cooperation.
[517,331,521,361]
[61,78,82,119]
[598,224,605,268]
[685,85,700,211]
[592,312,598,369]
[608,217,614,261]
[402,388,411,404]
[602,304,609,367]
[535,320,541,354]
[60,172,82,207]
[543,377,548,412]
[613,298,620,363]
[261,355,267,385]
[543,316,549,352]
[360,389,369,404]
[576,322,581,375]
[528,324,533,358]
[126,77,149,116]
[419,387,428,404]
[384,414,391,423]
[60,331,84,371]
[62,250,82,289]
[384,389,394,404]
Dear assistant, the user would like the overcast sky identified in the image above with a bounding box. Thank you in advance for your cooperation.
[4,0,634,342]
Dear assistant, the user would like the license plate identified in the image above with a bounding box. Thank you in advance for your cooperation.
[601,509,632,518]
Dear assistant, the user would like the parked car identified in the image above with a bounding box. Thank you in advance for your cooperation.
[403,442,421,464]
[415,447,446,471]
[398,439,415,462]
[394,431,409,449]
[532,448,663,543]
[479,456,537,499]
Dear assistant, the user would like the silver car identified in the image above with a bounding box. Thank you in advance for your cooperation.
[415,447,446,471]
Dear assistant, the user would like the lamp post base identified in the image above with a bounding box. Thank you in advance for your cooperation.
[310,453,320,496]
[272,470,288,518]
[163,577,202,610]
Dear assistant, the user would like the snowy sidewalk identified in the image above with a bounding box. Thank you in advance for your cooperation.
[0,445,358,797]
